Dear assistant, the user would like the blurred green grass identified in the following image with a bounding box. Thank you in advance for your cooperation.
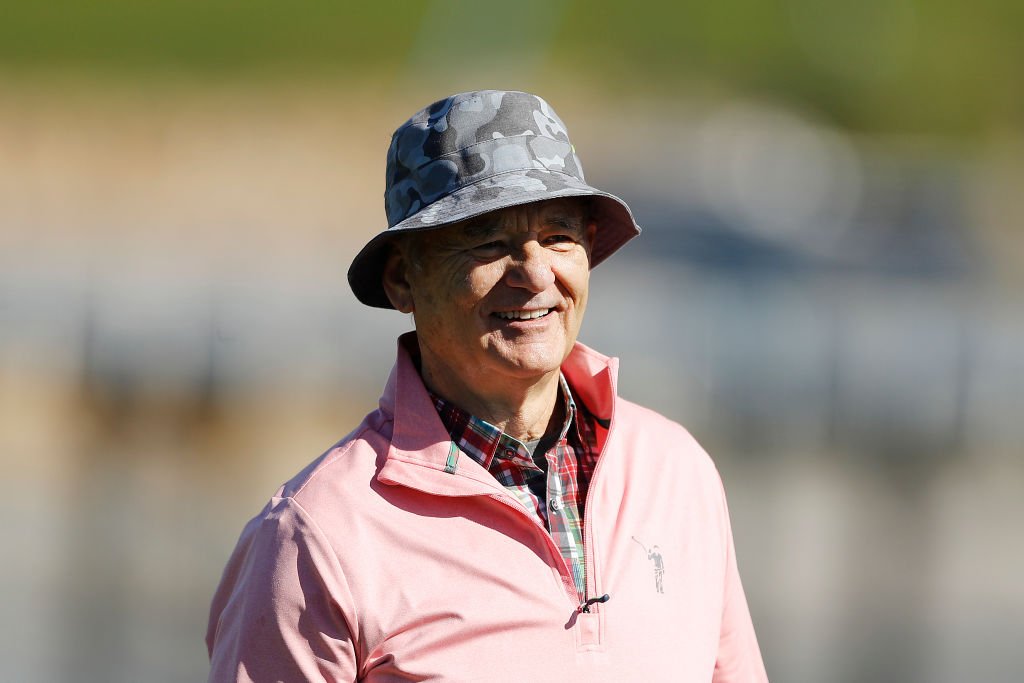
[0,1,425,71]
[1,0,1021,137]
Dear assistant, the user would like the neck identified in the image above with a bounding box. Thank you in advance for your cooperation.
[420,361,563,442]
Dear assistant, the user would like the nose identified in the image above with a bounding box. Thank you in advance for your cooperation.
[504,241,555,292]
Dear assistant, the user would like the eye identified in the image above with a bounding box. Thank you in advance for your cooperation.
[470,240,505,258]
[542,232,580,249]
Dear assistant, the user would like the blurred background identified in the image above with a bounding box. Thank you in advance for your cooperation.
[1,1,1022,681]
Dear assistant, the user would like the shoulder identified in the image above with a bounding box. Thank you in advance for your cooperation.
[608,396,725,491]
[211,409,391,589]
[615,396,715,459]
[261,409,393,521]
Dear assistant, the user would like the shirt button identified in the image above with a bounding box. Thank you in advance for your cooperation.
[550,498,562,512]
[504,448,516,458]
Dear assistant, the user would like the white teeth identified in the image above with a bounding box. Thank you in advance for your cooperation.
[496,309,550,320]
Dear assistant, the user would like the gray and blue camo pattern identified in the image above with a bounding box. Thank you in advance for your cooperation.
[348,89,641,309]
[386,90,586,227]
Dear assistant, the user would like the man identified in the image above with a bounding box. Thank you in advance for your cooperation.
[207,90,768,682]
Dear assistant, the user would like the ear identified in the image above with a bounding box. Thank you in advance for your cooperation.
[381,241,416,313]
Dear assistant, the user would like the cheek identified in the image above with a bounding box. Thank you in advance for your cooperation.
[461,263,504,299]
[412,266,487,319]
[559,259,592,303]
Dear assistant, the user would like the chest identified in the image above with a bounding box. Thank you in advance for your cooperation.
[341,464,727,682]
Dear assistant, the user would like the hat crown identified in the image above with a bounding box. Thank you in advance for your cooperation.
[384,90,586,227]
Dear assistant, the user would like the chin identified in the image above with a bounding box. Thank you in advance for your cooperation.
[490,345,571,379]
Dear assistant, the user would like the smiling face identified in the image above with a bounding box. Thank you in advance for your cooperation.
[382,198,595,407]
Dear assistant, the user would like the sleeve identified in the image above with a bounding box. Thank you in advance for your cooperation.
[712,480,770,683]
[207,497,359,683]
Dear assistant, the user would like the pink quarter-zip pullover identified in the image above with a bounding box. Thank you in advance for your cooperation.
[207,333,768,682]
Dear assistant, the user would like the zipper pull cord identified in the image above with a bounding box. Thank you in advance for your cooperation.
[579,593,611,613]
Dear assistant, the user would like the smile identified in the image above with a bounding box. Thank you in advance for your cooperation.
[494,309,552,321]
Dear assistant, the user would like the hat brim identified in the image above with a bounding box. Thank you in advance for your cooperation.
[348,169,641,309]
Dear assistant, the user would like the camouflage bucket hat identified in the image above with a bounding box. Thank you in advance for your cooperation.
[347,89,641,309]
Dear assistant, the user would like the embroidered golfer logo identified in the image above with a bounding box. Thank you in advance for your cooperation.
[632,536,665,594]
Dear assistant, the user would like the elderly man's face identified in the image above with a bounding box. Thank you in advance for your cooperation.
[384,198,595,396]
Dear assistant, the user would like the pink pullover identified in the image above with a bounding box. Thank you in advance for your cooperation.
[207,335,768,682]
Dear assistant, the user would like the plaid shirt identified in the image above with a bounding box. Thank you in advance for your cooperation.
[431,375,600,597]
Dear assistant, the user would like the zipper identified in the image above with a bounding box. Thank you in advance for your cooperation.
[486,385,620,617]
[579,384,617,616]
[579,593,610,613]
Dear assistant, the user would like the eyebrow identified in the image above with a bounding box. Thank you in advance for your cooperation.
[460,221,502,240]
[548,215,584,231]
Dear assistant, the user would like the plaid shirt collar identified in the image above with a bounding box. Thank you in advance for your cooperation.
[429,374,579,473]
